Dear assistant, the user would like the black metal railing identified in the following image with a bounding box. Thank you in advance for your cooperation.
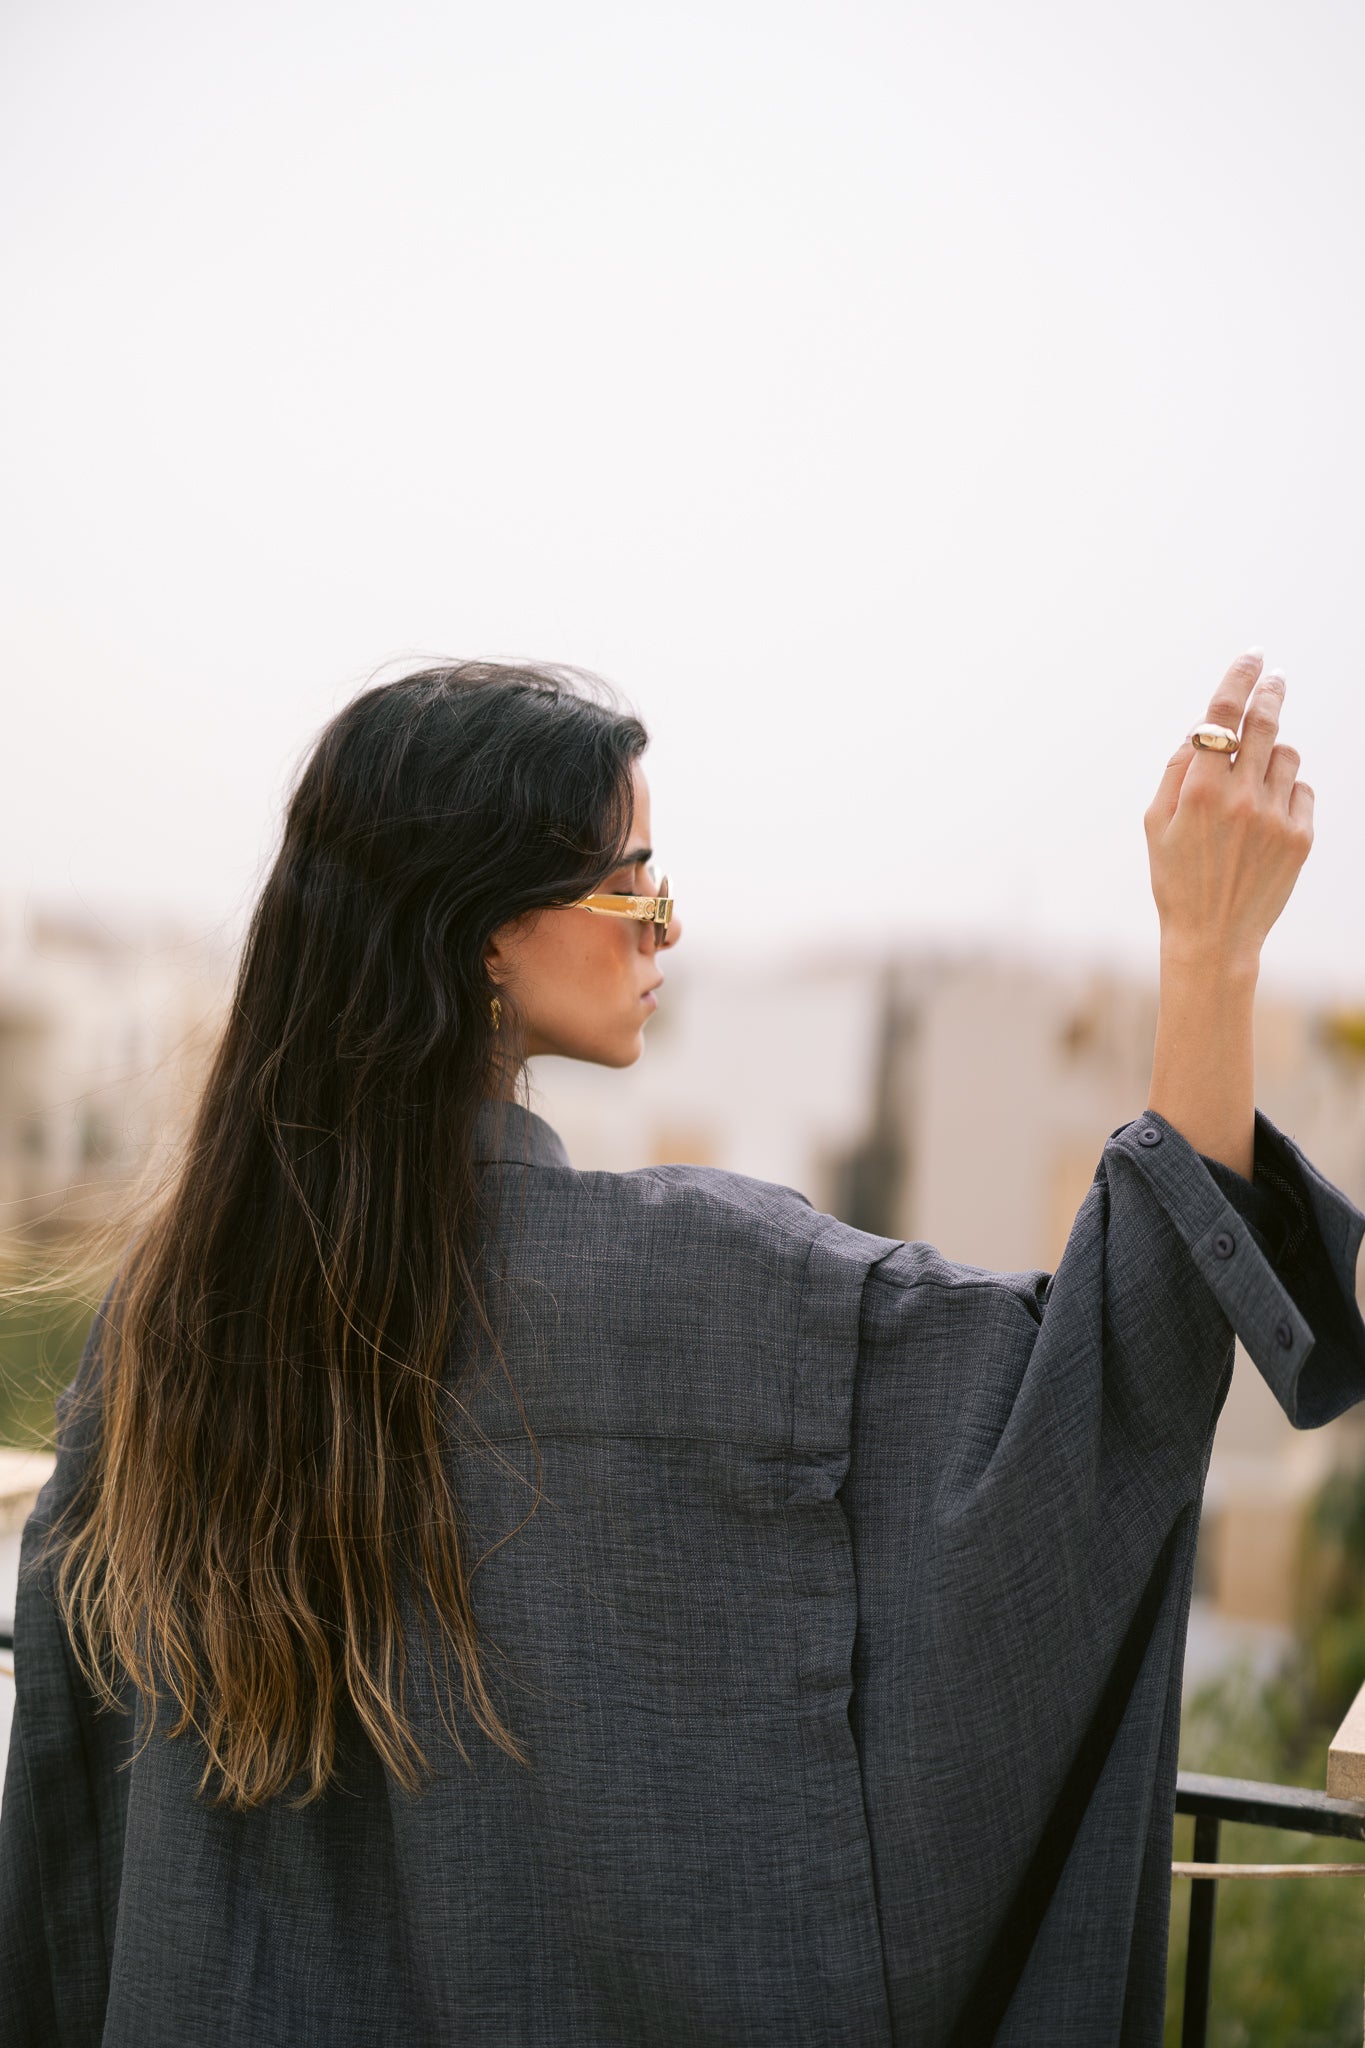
[1173,1771,1365,2047]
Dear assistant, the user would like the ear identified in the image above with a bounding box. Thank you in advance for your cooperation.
[483,915,519,978]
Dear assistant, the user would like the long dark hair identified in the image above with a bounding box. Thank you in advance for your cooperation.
[34,660,649,1810]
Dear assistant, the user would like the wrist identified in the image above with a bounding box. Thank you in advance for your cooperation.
[1149,939,1257,1180]
[1158,936,1261,988]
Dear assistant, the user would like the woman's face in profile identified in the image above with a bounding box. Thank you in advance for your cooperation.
[484,757,681,1070]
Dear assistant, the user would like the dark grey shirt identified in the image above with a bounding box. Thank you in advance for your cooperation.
[3,1098,1364,2046]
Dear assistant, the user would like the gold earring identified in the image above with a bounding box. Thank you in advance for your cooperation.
[490,995,502,1032]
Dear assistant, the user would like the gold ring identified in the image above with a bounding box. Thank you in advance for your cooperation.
[1190,722,1241,755]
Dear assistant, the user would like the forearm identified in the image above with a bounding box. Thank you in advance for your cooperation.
[1145,945,1258,1180]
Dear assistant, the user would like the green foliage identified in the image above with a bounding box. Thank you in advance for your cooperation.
[1165,1653,1365,2046]
[0,1282,95,1448]
[1161,1463,1365,2040]
[1162,1450,1365,2048]
[1301,1468,1365,1727]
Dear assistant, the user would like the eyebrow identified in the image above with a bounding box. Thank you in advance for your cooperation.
[613,846,653,869]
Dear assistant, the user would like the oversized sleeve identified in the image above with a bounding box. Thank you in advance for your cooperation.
[842,1104,1365,2048]
[1191,1108,1365,1425]
[0,1288,130,2048]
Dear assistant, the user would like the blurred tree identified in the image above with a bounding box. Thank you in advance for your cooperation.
[1297,1465,1365,1727]
[1321,1007,1365,1063]
[0,1281,94,1447]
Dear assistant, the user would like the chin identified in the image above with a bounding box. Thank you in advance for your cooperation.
[603,1033,647,1070]
[544,1030,646,1070]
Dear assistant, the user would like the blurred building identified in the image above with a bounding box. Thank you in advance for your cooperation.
[0,891,235,1246]
[529,943,1365,1639]
[3,899,1365,1642]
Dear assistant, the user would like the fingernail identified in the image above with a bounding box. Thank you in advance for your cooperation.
[1244,646,1265,660]
[1265,667,1286,683]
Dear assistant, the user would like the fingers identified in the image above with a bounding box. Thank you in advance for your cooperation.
[1146,738,1199,834]
[1228,668,1287,784]
[1288,778,1315,848]
[1179,648,1266,799]
[1147,650,1299,839]
[1203,649,1265,735]
[1264,740,1301,811]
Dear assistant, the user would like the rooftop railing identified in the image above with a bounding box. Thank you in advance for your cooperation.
[1172,1767,1365,2046]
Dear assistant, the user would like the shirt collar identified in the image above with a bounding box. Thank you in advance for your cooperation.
[472,1096,573,1169]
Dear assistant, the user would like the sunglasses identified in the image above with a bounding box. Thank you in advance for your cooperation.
[565,872,674,949]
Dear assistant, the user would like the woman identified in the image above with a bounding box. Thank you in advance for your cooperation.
[2,651,1363,2047]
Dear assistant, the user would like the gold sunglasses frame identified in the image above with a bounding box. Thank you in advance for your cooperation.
[565,873,673,947]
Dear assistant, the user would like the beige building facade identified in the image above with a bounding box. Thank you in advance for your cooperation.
[0,892,235,1246]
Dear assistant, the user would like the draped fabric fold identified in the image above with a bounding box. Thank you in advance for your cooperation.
[3,1100,1363,2046]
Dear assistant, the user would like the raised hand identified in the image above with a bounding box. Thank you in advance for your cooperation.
[1144,650,1315,972]
[1142,649,1315,1180]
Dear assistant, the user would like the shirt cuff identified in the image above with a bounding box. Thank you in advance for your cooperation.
[1198,1137,1312,1269]
[1104,1106,1365,1428]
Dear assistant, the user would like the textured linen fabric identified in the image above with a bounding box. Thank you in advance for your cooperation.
[3,1095,1365,2047]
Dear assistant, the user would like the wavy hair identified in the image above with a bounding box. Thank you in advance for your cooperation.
[27,660,648,1810]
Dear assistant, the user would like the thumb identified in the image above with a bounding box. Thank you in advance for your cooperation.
[1145,735,1199,834]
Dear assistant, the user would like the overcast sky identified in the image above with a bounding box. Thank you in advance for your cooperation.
[4,0,1363,1001]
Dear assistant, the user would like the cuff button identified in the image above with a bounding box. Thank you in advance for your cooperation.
[1276,1319,1294,1349]
[1138,1125,1164,1147]
[1213,1230,1237,1259]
